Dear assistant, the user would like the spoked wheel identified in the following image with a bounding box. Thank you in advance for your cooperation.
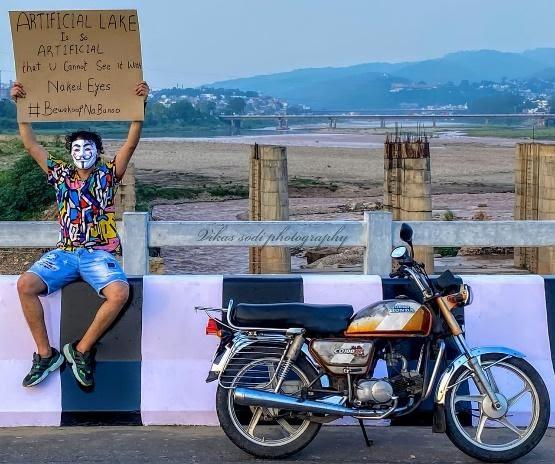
[216,355,322,458]
[445,354,550,462]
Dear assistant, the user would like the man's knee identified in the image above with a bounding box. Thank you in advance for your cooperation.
[17,273,45,297]
[103,282,129,307]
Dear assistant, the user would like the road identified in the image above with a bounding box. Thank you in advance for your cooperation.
[0,426,553,463]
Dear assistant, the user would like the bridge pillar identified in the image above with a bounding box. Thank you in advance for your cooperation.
[230,118,242,135]
[249,144,291,273]
[277,117,289,131]
[384,135,433,272]
[515,143,555,273]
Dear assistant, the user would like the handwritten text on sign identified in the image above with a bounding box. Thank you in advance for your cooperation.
[10,10,144,122]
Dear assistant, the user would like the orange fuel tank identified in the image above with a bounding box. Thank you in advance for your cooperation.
[345,299,432,337]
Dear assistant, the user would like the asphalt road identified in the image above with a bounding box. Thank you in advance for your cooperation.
[0,426,553,463]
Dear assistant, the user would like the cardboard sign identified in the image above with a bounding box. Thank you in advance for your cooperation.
[9,10,144,122]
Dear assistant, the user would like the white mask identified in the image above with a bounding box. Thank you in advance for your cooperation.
[71,139,98,169]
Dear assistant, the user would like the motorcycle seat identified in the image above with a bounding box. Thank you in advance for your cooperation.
[232,303,354,336]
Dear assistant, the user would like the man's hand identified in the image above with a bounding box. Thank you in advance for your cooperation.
[135,81,149,101]
[10,81,26,102]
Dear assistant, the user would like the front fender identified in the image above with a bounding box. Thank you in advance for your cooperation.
[434,346,525,405]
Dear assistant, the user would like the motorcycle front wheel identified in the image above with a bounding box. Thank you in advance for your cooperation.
[216,354,322,459]
[444,354,550,462]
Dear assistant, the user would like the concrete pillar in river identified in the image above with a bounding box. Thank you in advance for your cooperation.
[249,144,291,273]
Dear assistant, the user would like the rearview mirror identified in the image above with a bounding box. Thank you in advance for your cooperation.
[400,223,413,244]
[391,246,408,259]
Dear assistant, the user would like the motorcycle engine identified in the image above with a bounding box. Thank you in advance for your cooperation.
[354,379,394,404]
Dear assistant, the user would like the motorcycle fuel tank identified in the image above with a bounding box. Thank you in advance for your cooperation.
[345,299,432,337]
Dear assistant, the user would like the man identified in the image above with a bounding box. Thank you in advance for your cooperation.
[10,80,149,388]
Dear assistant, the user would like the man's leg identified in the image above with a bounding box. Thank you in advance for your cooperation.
[76,281,129,353]
[64,250,129,387]
[17,272,50,357]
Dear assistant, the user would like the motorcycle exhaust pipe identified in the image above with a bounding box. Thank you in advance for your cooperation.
[233,387,397,419]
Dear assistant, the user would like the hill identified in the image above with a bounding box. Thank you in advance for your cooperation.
[208,48,555,110]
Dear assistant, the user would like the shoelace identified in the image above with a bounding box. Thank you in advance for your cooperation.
[30,354,50,373]
[73,351,93,375]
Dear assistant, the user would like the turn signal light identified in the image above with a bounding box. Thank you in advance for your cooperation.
[205,318,222,337]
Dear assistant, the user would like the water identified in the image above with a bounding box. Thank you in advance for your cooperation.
[107,119,475,140]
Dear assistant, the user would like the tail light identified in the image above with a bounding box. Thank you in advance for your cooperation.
[205,318,222,337]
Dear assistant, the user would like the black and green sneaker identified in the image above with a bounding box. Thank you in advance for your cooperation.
[63,342,94,387]
[22,348,64,387]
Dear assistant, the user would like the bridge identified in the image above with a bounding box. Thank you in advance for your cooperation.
[220,113,555,134]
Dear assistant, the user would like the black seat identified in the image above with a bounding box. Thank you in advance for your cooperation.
[232,303,354,336]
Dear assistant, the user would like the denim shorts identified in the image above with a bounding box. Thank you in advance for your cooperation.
[28,248,128,297]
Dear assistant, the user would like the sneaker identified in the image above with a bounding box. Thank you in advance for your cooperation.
[63,342,94,387]
[22,348,64,387]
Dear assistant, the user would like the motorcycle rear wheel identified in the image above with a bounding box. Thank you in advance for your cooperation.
[444,354,550,463]
[216,354,322,459]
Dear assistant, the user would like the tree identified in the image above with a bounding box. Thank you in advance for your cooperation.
[144,102,169,127]
[226,97,246,115]
[168,100,198,122]
[0,100,16,118]
[197,100,216,115]
[468,94,524,114]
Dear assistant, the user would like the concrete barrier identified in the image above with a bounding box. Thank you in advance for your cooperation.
[0,276,61,426]
[0,274,554,427]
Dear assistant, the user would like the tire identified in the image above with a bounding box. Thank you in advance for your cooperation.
[445,354,550,463]
[216,354,322,459]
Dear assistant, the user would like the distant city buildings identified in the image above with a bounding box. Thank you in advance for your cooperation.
[150,87,302,116]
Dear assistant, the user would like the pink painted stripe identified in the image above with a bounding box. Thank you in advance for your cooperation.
[0,276,62,426]
[141,275,222,425]
[463,275,555,427]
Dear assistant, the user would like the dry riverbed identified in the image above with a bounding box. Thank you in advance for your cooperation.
[1,131,525,275]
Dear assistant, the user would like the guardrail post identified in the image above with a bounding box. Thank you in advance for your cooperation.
[122,212,149,277]
[363,211,392,276]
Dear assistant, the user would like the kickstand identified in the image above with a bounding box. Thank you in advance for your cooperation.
[358,419,374,447]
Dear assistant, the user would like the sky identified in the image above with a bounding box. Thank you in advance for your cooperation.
[2,0,555,89]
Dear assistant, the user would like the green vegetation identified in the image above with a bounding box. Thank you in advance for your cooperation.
[435,209,460,257]
[435,246,460,257]
[442,209,456,221]
[0,138,68,220]
[290,176,338,192]
[0,138,249,219]
[0,99,226,136]
[135,181,248,211]
[464,126,555,140]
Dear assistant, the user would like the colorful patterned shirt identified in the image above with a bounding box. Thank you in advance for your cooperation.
[47,156,121,254]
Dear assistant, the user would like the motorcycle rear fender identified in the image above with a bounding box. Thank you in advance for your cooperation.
[434,346,525,405]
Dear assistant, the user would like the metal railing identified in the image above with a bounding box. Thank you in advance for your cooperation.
[1,211,555,276]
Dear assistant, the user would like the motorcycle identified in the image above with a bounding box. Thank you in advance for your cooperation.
[198,223,550,461]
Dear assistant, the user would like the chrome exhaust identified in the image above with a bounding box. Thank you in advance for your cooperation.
[233,387,397,419]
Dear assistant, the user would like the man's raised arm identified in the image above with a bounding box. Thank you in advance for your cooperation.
[114,81,149,180]
[10,82,48,173]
